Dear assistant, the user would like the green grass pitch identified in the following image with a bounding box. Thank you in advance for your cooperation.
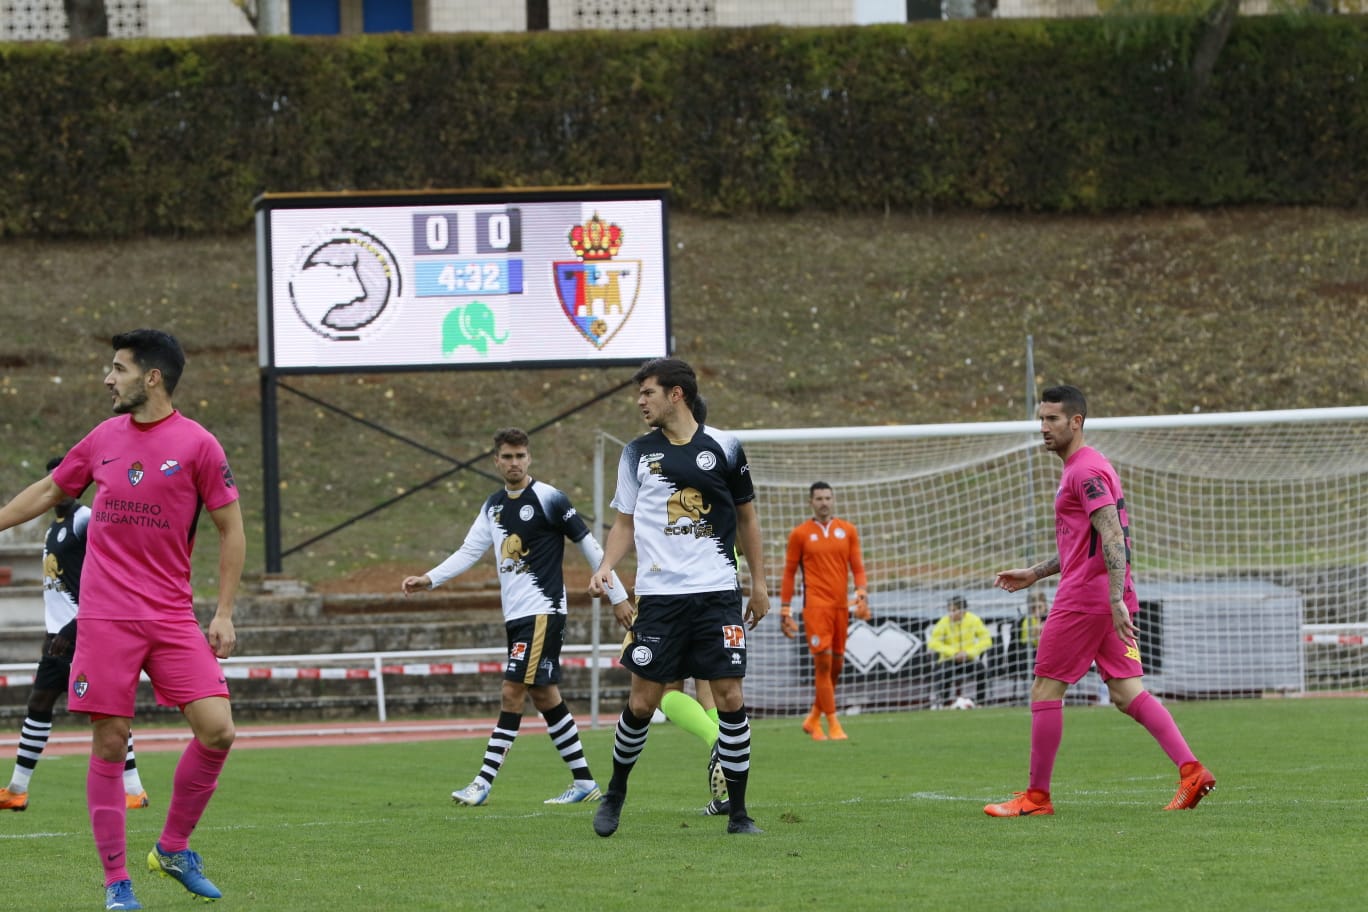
[1,698,1360,911]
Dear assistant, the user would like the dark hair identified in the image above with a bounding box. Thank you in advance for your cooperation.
[809,481,832,497]
[46,455,63,473]
[492,427,530,449]
[690,394,708,424]
[947,594,969,612]
[633,358,699,412]
[112,329,185,395]
[1040,384,1087,421]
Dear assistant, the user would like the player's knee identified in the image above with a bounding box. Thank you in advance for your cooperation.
[26,692,59,717]
[198,723,235,751]
[527,685,558,711]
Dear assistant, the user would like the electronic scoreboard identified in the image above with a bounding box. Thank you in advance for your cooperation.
[255,185,671,373]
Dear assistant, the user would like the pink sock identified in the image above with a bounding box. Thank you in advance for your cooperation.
[1028,699,1064,794]
[87,755,129,887]
[159,739,230,852]
[1125,691,1197,767]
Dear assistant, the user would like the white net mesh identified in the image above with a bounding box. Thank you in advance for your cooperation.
[619,407,1368,716]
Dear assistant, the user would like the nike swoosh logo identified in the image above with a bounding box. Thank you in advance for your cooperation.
[101,457,119,465]
[106,851,123,862]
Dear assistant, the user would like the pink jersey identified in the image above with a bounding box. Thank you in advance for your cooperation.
[1051,445,1138,616]
[51,411,238,620]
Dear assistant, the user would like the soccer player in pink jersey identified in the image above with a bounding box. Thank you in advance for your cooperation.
[0,330,244,910]
[984,385,1214,817]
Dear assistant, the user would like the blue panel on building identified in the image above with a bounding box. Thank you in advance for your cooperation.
[364,0,414,32]
[292,0,341,34]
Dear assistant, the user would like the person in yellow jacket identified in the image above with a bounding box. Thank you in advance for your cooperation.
[927,594,994,708]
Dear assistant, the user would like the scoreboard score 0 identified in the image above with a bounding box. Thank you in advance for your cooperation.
[255,185,671,373]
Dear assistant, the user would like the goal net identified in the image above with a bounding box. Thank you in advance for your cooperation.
[660,406,1368,716]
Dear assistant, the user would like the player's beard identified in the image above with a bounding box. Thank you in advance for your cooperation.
[645,399,677,430]
[112,384,149,415]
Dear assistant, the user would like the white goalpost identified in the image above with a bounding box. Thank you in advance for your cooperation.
[595,405,1368,716]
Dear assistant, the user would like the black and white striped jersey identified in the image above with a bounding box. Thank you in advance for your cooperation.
[427,479,625,621]
[612,424,754,596]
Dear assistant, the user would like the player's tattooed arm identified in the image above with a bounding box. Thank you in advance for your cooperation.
[1092,504,1136,642]
[995,555,1057,593]
[1028,556,1060,582]
[1092,504,1130,602]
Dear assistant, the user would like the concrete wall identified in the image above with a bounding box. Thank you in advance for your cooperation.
[0,585,632,721]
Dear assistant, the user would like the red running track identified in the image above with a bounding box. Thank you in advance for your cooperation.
[0,715,625,757]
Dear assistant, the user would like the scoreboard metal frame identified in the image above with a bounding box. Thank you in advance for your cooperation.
[255,184,672,375]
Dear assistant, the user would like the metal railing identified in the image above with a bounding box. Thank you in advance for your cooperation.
[0,643,617,724]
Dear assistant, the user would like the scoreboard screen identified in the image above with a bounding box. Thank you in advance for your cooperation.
[255,185,671,373]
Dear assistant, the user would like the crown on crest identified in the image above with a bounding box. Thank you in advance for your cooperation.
[568,213,623,261]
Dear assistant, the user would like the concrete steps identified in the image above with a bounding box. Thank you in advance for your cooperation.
[0,580,630,722]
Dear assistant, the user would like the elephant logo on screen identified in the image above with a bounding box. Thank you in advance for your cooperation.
[442,301,509,356]
[288,228,401,341]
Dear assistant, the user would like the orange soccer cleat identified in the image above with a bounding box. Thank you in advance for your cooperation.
[826,718,848,741]
[984,789,1054,817]
[0,787,29,811]
[1164,762,1215,810]
[802,710,827,741]
[126,790,150,809]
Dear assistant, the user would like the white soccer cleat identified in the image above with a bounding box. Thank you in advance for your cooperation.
[452,779,491,806]
[545,780,602,804]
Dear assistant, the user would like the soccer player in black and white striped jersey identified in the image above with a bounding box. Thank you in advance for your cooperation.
[402,427,630,807]
[589,358,772,836]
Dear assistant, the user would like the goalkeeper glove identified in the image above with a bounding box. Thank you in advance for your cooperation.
[854,589,871,621]
[780,606,799,639]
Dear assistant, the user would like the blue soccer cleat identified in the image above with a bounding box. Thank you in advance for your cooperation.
[104,879,142,911]
[148,843,222,901]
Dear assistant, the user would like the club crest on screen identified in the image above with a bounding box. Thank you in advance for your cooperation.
[554,213,641,350]
[288,227,401,342]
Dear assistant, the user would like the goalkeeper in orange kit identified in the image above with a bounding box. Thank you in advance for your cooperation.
[780,482,869,741]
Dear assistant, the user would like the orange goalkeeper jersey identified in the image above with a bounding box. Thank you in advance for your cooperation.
[781,518,867,611]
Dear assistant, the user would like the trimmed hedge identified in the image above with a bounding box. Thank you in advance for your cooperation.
[1,17,1366,237]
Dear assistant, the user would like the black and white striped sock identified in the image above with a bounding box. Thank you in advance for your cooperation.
[542,702,593,782]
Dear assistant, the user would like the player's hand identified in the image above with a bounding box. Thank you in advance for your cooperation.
[611,599,636,631]
[401,574,431,595]
[854,589,871,621]
[1112,600,1137,645]
[994,568,1034,593]
[588,569,613,599]
[744,588,770,631]
[208,615,237,659]
[780,613,799,639]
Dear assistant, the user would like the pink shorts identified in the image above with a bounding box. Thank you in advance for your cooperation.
[1034,608,1144,684]
[68,616,230,717]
